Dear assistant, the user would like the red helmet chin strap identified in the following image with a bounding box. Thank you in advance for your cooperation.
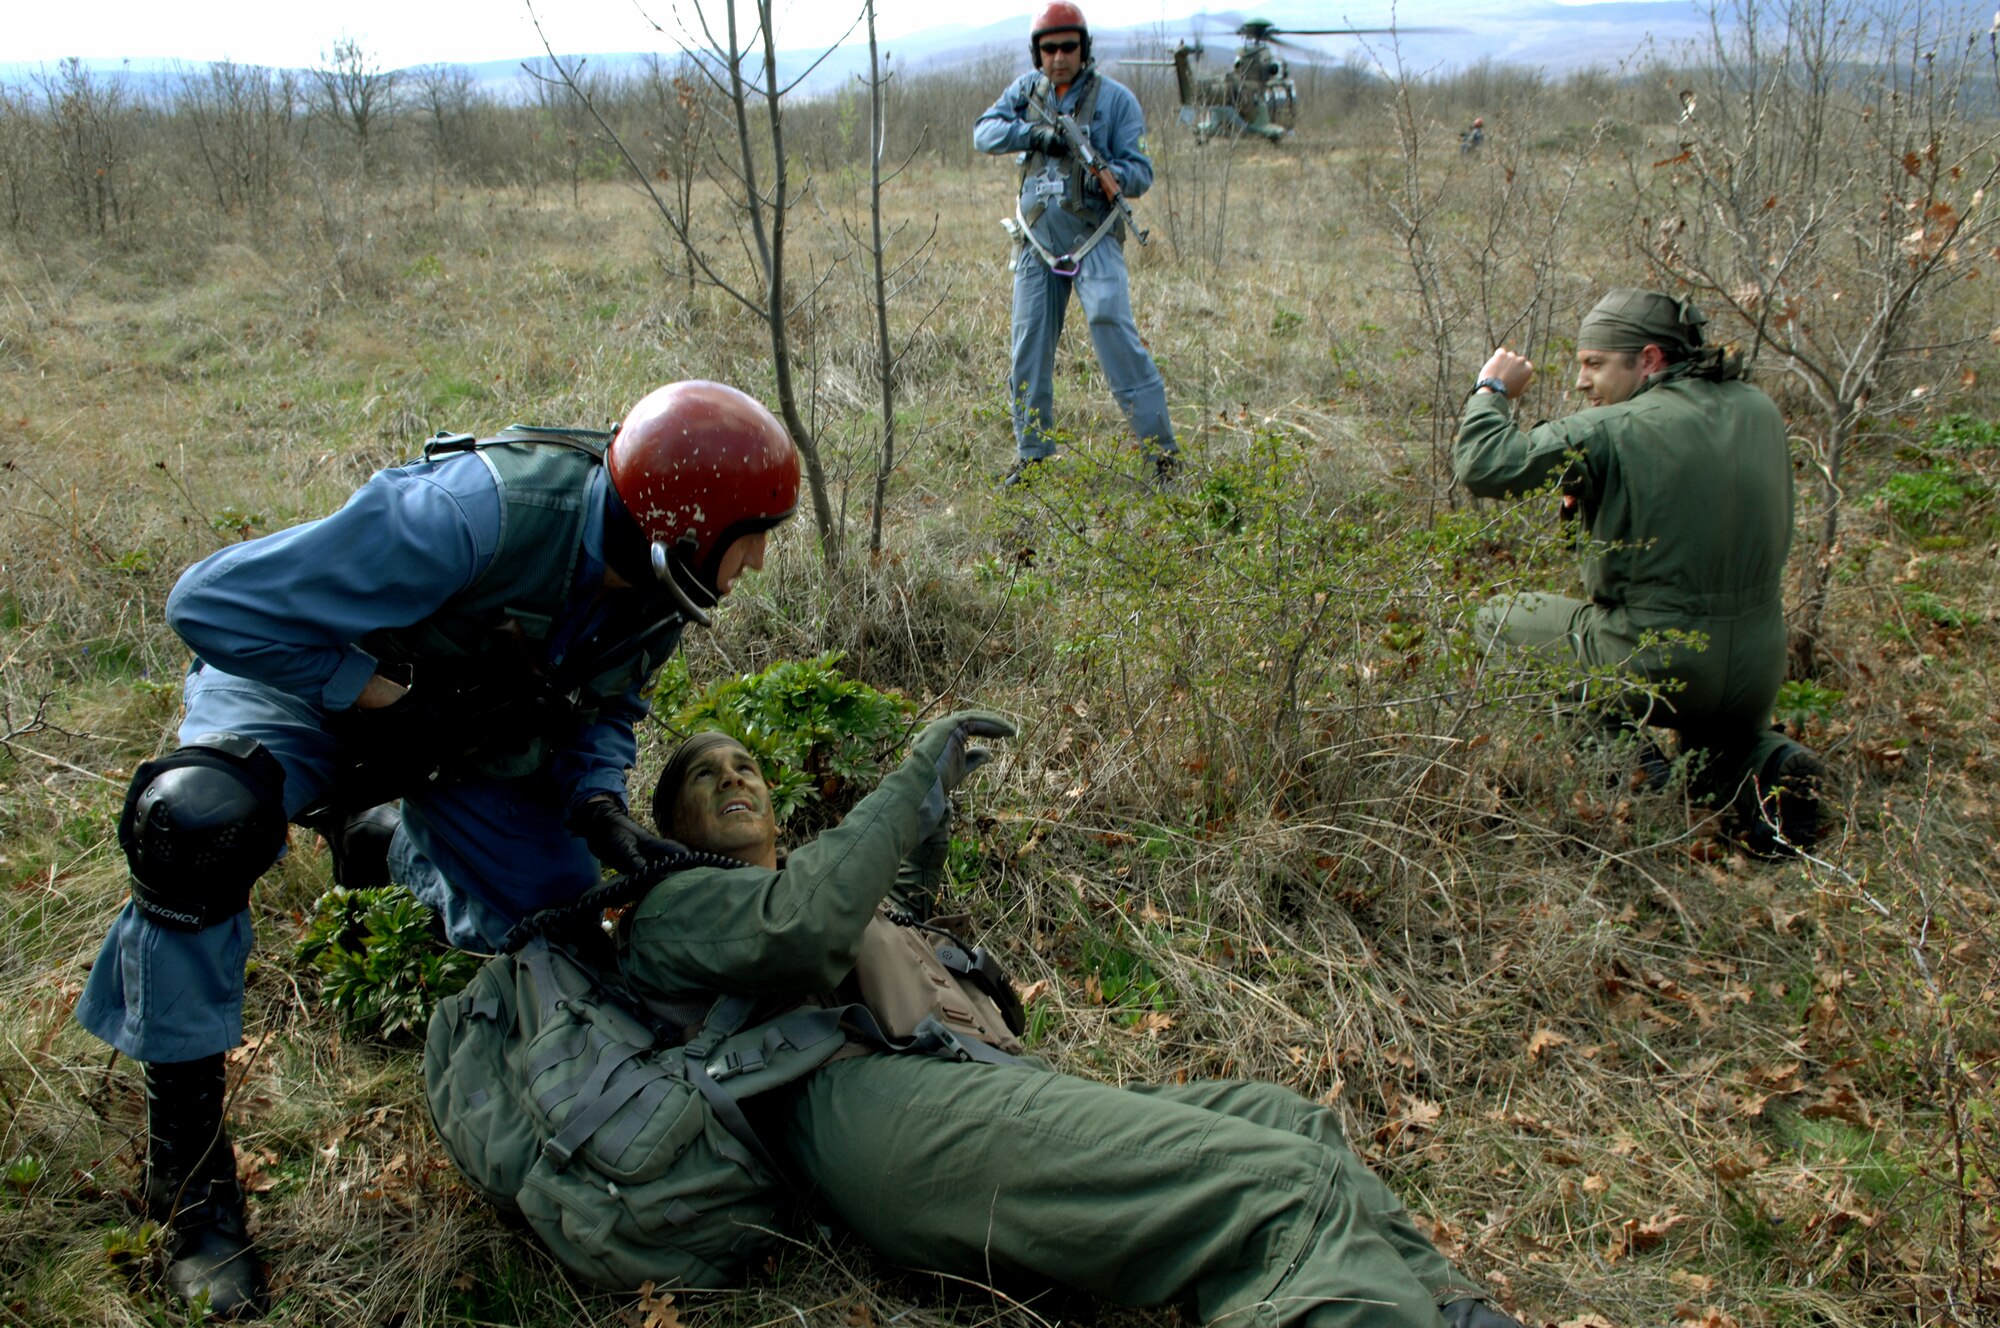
[650,540,713,627]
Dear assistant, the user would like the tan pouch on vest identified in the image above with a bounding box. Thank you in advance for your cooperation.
[850,910,1024,1055]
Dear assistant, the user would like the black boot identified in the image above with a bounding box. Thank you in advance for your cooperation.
[327,803,401,889]
[144,1055,268,1320]
[1736,741,1828,858]
[1762,743,1827,852]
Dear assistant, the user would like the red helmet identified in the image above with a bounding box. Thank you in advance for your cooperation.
[607,381,798,619]
[1030,1,1090,66]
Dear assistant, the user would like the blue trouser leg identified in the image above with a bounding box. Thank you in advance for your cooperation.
[393,768,600,946]
[1075,237,1176,454]
[77,664,603,1062]
[1009,247,1071,459]
[77,664,342,1063]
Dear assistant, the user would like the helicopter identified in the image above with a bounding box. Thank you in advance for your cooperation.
[1122,18,1408,142]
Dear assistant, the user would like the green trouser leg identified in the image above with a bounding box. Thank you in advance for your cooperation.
[1476,591,1794,804]
[771,1055,1450,1328]
[1123,1079,1486,1308]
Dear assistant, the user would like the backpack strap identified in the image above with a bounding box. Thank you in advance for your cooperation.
[498,850,751,955]
[680,993,791,1177]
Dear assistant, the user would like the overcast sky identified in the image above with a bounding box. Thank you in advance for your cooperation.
[7,0,1261,67]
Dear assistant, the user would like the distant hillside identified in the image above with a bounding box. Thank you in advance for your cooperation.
[5,1,1991,101]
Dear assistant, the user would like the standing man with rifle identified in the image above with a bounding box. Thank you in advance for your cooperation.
[976,1,1179,489]
[76,380,798,1319]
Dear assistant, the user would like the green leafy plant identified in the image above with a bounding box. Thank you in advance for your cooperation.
[1904,588,1976,631]
[663,652,914,835]
[3,1154,43,1194]
[1881,467,1973,531]
[1927,413,2000,450]
[295,886,480,1040]
[1773,679,1845,730]
[1079,937,1175,1026]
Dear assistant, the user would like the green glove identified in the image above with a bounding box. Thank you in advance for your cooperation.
[911,710,1016,837]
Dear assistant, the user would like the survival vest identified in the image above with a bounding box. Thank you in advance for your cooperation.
[361,427,685,781]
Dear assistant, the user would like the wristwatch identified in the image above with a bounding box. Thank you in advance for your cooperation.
[1475,376,1509,397]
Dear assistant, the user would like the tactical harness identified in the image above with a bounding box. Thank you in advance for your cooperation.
[1013,72,1121,276]
[297,426,688,829]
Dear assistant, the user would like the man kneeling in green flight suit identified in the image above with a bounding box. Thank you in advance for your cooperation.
[599,714,1525,1328]
[1455,288,1828,854]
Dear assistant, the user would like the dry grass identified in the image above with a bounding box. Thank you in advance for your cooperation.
[1,85,1996,1328]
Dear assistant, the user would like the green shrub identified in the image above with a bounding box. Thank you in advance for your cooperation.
[1904,588,1976,631]
[661,652,915,836]
[1773,679,1845,730]
[1882,467,1974,531]
[294,886,480,1041]
[1927,413,2000,450]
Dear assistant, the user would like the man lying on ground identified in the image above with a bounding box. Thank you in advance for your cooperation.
[432,715,1526,1328]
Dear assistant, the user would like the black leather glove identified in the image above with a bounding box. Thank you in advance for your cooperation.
[912,710,1017,837]
[1028,125,1069,158]
[570,794,685,874]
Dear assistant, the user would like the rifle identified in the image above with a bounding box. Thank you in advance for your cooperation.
[1042,108,1148,246]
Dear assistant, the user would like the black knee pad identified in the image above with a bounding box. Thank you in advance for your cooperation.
[119,733,288,932]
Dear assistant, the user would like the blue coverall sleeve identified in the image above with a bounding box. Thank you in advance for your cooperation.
[974,75,1035,155]
[551,680,649,814]
[165,461,501,711]
[1096,81,1153,198]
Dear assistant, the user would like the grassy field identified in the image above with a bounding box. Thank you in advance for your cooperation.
[1,63,1998,1328]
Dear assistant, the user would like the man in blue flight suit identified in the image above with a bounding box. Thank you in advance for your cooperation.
[976,1,1179,488]
[77,380,799,1319]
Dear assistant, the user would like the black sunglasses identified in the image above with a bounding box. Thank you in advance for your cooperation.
[1038,39,1082,54]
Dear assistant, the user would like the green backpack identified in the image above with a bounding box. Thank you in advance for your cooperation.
[423,931,850,1290]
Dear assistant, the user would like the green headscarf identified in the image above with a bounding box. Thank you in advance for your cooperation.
[1575,288,1708,357]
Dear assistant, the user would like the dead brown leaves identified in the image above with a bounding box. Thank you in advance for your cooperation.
[1374,1082,1444,1158]
[1606,1210,1695,1261]
[1525,1027,1570,1062]
[624,1283,680,1328]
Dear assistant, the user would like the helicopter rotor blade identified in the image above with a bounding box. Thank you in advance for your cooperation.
[1267,26,1454,36]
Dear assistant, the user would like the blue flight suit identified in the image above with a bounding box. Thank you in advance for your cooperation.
[77,450,674,1064]
[975,65,1177,462]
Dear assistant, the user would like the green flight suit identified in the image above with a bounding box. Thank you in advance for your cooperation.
[617,746,1487,1328]
[1454,364,1796,797]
